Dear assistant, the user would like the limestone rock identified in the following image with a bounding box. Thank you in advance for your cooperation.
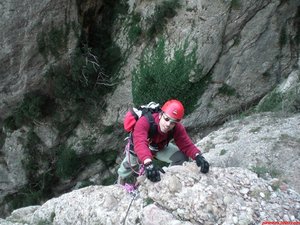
[2,166,300,224]
[198,112,300,193]
[0,0,79,119]
[102,0,300,128]
[0,129,28,201]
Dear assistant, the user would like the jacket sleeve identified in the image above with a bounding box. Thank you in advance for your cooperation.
[132,116,153,163]
[173,123,201,159]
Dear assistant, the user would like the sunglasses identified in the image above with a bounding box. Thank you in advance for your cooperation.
[162,114,180,124]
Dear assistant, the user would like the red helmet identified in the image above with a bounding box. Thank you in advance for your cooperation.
[161,99,184,121]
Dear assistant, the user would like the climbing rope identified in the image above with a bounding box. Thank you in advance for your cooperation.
[122,188,139,225]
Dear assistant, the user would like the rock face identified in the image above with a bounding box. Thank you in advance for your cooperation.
[0,129,28,201]
[102,0,300,128]
[0,0,79,119]
[1,165,300,225]
[198,112,300,193]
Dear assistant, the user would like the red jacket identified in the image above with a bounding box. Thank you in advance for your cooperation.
[132,113,201,163]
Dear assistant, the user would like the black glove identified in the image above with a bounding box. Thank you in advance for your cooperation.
[195,154,209,173]
[145,162,162,182]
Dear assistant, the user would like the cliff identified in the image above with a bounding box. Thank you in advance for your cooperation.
[0,0,300,221]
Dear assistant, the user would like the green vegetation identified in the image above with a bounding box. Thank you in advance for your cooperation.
[125,0,181,43]
[3,116,17,131]
[251,166,269,178]
[144,197,154,206]
[128,13,142,44]
[102,174,118,186]
[146,0,181,39]
[233,34,241,46]
[256,91,283,112]
[82,136,97,151]
[231,0,241,10]
[55,145,82,179]
[38,1,123,119]
[0,132,5,150]
[55,140,117,180]
[103,125,115,134]
[99,149,119,168]
[23,129,44,172]
[256,85,300,113]
[15,92,53,125]
[2,0,126,214]
[295,7,300,45]
[250,165,281,179]
[6,188,44,211]
[5,133,117,212]
[37,22,71,61]
[218,83,237,96]
[132,38,210,114]
[3,91,54,130]
[220,149,227,156]
[5,129,55,212]
[279,26,287,48]
[46,46,115,105]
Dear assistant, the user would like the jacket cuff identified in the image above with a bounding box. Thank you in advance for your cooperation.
[143,158,152,165]
[194,152,201,159]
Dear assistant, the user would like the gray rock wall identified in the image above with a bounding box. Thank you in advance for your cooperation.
[102,0,300,129]
[0,0,299,221]
[0,0,79,119]
[198,112,300,193]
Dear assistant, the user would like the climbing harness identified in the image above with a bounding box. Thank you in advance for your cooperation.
[123,134,145,177]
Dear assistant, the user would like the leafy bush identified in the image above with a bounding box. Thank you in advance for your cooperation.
[55,145,81,179]
[251,165,280,179]
[256,91,283,112]
[128,13,142,44]
[256,85,300,113]
[37,22,70,61]
[132,38,209,114]
[14,92,52,127]
[102,174,117,186]
[6,188,43,210]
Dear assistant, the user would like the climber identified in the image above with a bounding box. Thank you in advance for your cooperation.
[117,99,210,184]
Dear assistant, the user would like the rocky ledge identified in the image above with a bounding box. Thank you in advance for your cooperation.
[1,163,299,225]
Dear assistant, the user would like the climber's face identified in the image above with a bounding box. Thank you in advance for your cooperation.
[159,113,177,133]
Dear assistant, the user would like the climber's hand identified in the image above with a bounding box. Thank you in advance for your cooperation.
[145,162,162,182]
[195,154,210,173]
